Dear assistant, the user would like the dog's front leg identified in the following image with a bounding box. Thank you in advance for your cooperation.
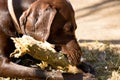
[0,56,63,80]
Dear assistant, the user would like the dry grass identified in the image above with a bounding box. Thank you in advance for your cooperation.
[80,41,120,80]
[108,71,120,80]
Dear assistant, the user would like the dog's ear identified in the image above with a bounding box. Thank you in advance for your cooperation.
[19,1,56,41]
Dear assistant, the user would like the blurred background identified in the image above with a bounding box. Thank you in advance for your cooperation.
[70,0,120,42]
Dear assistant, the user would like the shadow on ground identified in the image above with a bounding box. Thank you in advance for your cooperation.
[79,39,120,45]
[75,0,120,19]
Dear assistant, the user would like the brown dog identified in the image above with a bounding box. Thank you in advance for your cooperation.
[0,0,83,79]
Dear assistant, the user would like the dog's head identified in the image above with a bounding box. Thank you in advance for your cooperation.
[19,0,82,65]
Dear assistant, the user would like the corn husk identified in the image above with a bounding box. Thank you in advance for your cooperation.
[10,35,82,74]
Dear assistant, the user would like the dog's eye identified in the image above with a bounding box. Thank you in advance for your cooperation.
[63,22,74,33]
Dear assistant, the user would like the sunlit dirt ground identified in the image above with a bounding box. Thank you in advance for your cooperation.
[70,0,120,41]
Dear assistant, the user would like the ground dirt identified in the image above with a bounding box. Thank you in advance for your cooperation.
[70,0,120,41]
